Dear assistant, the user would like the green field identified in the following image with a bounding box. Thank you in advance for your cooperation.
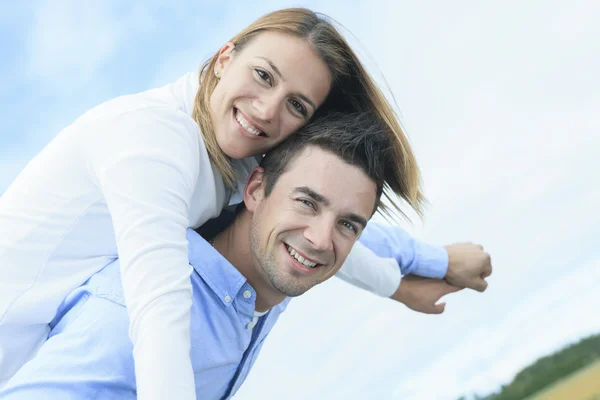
[526,359,600,400]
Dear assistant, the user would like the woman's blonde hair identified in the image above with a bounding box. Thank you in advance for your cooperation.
[193,7,425,219]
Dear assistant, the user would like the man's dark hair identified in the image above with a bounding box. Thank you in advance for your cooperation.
[197,112,396,241]
[260,112,394,213]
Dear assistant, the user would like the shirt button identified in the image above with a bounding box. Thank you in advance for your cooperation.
[243,290,252,299]
[224,295,232,303]
[247,321,256,329]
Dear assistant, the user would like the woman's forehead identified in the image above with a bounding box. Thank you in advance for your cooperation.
[238,31,332,106]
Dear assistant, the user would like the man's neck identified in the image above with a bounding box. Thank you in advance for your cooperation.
[212,212,286,312]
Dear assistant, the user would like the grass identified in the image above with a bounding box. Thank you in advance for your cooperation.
[525,359,600,400]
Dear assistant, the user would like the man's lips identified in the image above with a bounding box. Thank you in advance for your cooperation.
[286,244,322,265]
[282,243,327,275]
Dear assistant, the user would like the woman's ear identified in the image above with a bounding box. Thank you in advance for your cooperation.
[214,42,236,78]
[243,167,265,212]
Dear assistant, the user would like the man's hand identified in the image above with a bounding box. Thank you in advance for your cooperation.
[391,275,462,314]
[444,243,492,292]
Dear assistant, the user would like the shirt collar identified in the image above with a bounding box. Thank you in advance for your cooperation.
[186,228,247,307]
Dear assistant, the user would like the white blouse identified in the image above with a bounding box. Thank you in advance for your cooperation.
[0,72,400,399]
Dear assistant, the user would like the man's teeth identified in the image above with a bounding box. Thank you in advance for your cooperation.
[286,245,318,268]
[235,111,263,136]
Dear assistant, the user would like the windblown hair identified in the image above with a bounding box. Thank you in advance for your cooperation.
[260,112,392,215]
[193,8,425,219]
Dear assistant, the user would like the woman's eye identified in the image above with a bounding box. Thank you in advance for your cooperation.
[288,99,307,117]
[255,69,272,85]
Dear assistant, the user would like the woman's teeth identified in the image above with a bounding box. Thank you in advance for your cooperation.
[235,110,263,136]
[286,245,318,268]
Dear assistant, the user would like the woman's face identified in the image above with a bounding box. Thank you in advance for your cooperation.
[210,31,332,159]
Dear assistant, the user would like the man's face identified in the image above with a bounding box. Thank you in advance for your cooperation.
[249,146,377,297]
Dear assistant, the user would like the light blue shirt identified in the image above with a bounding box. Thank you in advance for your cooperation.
[359,222,448,279]
[0,224,447,399]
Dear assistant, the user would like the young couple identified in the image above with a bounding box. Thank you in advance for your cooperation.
[0,8,491,399]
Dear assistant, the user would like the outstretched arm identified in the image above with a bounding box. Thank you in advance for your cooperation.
[335,222,448,298]
[335,223,492,301]
[357,223,449,278]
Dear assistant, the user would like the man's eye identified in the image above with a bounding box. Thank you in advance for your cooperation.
[341,221,357,234]
[298,198,316,210]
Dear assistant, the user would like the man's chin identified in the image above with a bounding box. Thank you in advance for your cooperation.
[270,276,312,298]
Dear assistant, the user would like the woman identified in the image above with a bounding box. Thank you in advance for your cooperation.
[0,8,446,399]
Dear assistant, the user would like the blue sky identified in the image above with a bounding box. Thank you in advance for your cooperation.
[2,1,599,399]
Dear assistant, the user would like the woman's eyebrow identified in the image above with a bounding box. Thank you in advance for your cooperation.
[257,56,282,78]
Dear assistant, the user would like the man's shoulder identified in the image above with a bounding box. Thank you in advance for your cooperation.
[79,229,245,308]
[185,228,249,304]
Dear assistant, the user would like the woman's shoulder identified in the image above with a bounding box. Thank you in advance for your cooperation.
[76,103,208,191]
[74,101,203,156]
[71,75,200,141]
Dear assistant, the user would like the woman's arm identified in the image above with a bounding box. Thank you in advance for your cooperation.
[82,107,212,400]
[337,223,491,298]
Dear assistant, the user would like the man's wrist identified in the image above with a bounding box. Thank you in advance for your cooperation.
[412,243,449,279]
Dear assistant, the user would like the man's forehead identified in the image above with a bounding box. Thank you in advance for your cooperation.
[286,145,338,169]
[282,146,341,177]
[277,146,377,218]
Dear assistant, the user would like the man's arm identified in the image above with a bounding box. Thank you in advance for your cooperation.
[335,222,491,311]
[335,223,449,298]
[357,223,449,278]
[356,223,492,292]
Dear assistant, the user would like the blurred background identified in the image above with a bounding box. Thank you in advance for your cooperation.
[1,1,599,399]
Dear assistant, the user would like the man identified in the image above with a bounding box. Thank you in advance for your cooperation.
[0,113,491,399]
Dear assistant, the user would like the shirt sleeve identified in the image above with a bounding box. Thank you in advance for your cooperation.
[335,222,449,298]
[82,107,203,400]
[334,242,402,297]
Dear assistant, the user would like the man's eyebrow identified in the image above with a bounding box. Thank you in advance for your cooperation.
[293,187,369,229]
[256,56,316,110]
[293,186,329,206]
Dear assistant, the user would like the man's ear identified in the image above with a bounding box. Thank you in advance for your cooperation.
[243,167,265,212]
[214,42,236,78]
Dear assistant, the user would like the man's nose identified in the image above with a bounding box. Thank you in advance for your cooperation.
[303,216,335,253]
